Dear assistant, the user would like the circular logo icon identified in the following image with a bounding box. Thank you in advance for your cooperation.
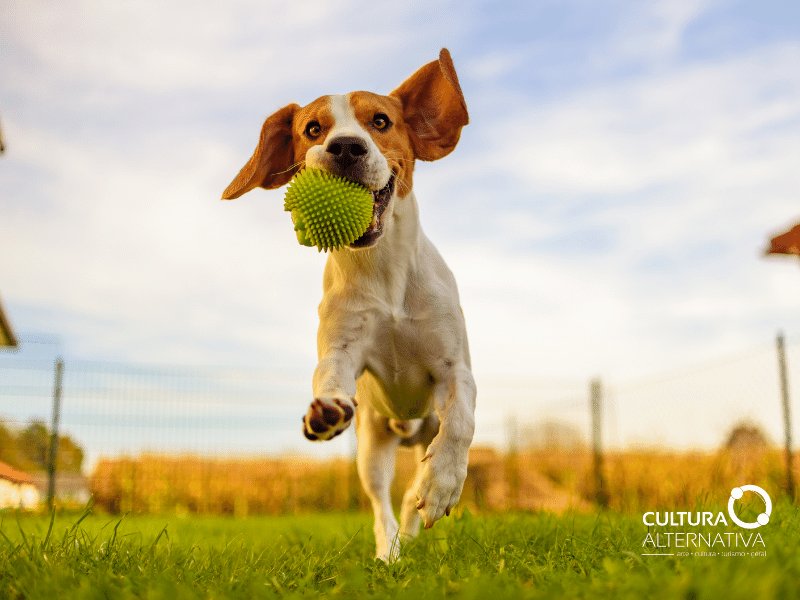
[727,484,772,529]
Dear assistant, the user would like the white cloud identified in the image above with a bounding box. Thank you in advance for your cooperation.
[488,42,800,197]
[603,0,719,66]
[3,1,399,92]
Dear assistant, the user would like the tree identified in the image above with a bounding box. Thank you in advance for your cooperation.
[0,421,22,467]
[725,421,769,451]
[17,421,50,470]
[56,435,84,473]
[0,419,85,473]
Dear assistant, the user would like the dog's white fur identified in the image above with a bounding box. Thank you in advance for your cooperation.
[223,49,476,562]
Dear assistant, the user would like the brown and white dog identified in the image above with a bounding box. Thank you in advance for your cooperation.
[222,49,476,561]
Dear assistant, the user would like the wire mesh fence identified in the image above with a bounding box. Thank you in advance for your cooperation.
[0,357,354,464]
[0,333,797,514]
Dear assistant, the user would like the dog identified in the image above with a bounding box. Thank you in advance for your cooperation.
[222,49,476,561]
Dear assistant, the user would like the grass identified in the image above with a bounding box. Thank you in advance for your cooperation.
[1,505,799,599]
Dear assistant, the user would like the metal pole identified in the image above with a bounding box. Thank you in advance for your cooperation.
[777,333,795,500]
[590,378,608,508]
[47,357,64,509]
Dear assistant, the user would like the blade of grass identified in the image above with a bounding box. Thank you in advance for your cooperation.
[41,506,57,550]
[149,525,169,553]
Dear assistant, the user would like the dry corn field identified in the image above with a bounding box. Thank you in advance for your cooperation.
[88,445,799,515]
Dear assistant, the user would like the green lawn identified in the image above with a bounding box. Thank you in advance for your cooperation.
[1,506,799,599]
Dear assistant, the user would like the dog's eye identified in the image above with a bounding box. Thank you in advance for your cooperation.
[371,113,391,131]
[305,121,322,139]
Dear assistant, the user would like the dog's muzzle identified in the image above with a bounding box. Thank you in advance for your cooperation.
[350,175,395,248]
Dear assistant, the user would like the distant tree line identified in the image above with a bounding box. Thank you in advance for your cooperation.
[0,419,84,473]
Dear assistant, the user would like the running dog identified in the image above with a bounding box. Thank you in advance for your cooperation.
[222,49,476,561]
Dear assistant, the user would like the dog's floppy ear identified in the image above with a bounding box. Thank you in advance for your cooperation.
[390,48,469,161]
[222,103,300,200]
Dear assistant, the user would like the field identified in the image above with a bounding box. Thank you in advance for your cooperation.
[87,446,800,515]
[2,506,799,599]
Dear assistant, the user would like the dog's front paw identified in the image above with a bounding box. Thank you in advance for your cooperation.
[302,397,355,441]
[414,441,468,528]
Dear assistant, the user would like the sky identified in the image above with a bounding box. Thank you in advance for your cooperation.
[1,0,799,456]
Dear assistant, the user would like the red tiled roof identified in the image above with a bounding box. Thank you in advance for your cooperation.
[0,461,34,484]
[767,223,800,256]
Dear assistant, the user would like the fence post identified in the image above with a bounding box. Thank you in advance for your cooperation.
[590,378,608,508]
[776,332,795,501]
[47,357,64,509]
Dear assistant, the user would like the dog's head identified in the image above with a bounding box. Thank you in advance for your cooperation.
[222,49,468,249]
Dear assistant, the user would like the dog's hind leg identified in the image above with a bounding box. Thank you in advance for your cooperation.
[356,403,401,562]
[399,415,438,539]
[399,444,425,539]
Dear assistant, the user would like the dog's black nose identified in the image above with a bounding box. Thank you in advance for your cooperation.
[326,136,368,166]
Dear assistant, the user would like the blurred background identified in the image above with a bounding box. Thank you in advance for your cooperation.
[1,0,799,515]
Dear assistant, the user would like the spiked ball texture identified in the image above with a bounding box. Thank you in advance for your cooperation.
[283,169,374,251]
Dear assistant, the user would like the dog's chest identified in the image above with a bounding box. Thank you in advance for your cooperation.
[368,308,434,382]
[358,304,442,416]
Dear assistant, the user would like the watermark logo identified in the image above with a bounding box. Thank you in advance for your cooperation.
[727,484,771,529]
[640,483,772,557]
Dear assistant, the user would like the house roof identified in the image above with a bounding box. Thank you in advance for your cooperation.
[0,294,17,347]
[0,461,34,485]
[767,223,800,257]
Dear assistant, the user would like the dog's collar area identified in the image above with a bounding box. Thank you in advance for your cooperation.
[350,175,395,248]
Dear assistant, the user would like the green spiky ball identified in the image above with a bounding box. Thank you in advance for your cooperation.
[283,169,373,252]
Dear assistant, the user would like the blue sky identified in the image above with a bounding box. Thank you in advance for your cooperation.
[1,0,799,454]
